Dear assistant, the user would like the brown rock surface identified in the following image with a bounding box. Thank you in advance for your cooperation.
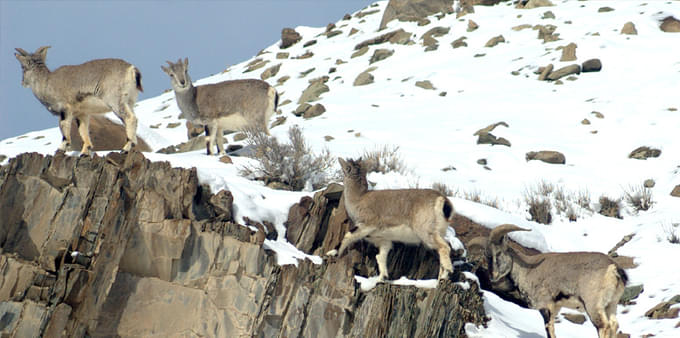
[670,185,680,198]
[485,35,506,47]
[526,150,566,164]
[69,115,151,152]
[660,16,680,33]
[298,76,330,104]
[560,42,577,61]
[280,28,302,48]
[0,152,487,337]
[354,28,413,50]
[621,22,638,35]
[379,0,454,30]
[547,64,581,81]
[629,146,661,160]
[582,58,602,72]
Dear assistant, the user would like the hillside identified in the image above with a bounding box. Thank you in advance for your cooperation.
[2,0,680,337]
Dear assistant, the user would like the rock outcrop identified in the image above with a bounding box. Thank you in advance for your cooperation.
[379,0,455,30]
[660,16,680,33]
[280,28,302,49]
[69,115,151,153]
[0,152,487,337]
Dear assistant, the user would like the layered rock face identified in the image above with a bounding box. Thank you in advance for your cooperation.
[0,152,486,337]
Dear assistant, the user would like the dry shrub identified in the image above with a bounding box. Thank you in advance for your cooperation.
[361,145,408,174]
[623,184,653,213]
[524,181,593,223]
[524,182,553,224]
[524,191,552,224]
[455,189,500,209]
[598,195,622,219]
[240,126,335,191]
[432,181,455,196]
[576,190,592,211]
[664,223,680,245]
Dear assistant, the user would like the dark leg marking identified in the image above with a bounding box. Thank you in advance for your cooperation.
[539,309,551,324]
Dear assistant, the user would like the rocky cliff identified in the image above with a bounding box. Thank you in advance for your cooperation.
[0,152,486,337]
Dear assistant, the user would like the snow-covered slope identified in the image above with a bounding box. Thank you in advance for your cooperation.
[2,1,679,337]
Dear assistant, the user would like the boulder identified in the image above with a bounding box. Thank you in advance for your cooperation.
[485,35,505,47]
[354,28,413,50]
[69,115,151,152]
[186,120,204,139]
[518,0,554,9]
[474,121,509,136]
[415,80,435,90]
[628,146,661,160]
[369,48,395,64]
[156,136,207,154]
[277,75,290,85]
[379,0,454,30]
[474,122,511,146]
[421,26,450,49]
[260,63,281,80]
[280,28,302,48]
[512,24,533,31]
[535,24,559,43]
[451,36,468,48]
[563,313,587,325]
[244,58,268,73]
[298,76,330,104]
[560,42,577,61]
[351,46,370,58]
[467,20,479,32]
[457,0,475,18]
[547,64,581,81]
[294,103,326,119]
[621,22,638,35]
[293,51,314,59]
[526,150,566,164]
[477,133,510,147]
[645,295,680,319]
[538,63,554,81]
[660,16,680,33]
[620,285,644,305]
[354,69,376,86]
[671,185,680,198]
[270,116,286,129]
[582,58,602,72]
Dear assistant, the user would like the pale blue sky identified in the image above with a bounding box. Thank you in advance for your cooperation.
[0,0,372,140]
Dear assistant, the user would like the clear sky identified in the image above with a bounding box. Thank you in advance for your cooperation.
[0,0,373,140]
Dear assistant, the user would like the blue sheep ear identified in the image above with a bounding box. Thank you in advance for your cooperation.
[183,57,189,67]
[36,46,51,59]
[15,47,29,56]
